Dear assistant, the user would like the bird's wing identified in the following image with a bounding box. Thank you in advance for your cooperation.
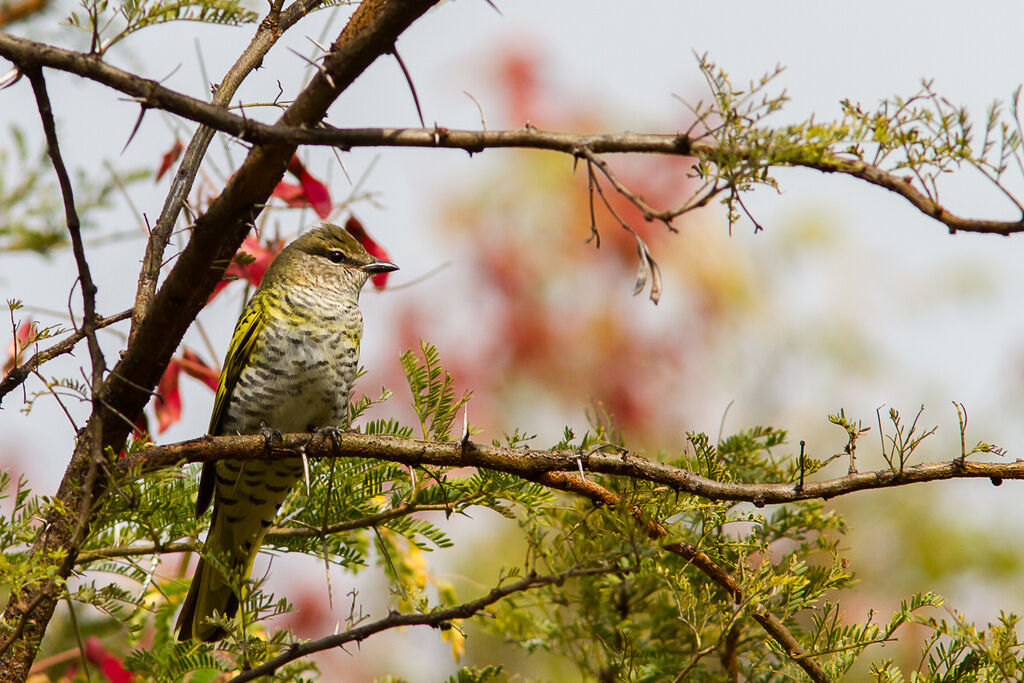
[196,296,266,516]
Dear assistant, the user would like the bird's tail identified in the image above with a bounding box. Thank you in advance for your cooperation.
[175,552,240,642]
[176,459,298,641]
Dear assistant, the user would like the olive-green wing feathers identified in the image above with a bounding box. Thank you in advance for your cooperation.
[196,298,265,516]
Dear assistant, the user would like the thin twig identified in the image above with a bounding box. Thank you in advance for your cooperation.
[224,564,633,683]
[26,71,110,625]
[0,309,131,406]
[77,501,469,564]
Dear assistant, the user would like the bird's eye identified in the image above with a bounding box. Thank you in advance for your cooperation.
[326,251,345,264]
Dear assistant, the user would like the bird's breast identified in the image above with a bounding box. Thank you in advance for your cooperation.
[223,292,362,435]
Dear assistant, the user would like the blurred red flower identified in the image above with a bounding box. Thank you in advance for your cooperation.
[2,320,37,378]
[345,216,394,290]
[271,155,332,219]
[153,348,218,432]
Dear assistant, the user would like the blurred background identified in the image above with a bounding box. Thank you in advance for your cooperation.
[4,0,1024,678]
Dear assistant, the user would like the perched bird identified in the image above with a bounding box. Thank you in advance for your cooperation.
[176,222,398,641]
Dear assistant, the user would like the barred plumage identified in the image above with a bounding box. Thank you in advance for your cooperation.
[176,223,397,642]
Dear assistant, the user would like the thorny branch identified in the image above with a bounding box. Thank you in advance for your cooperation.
[122,425,1019,680]
[2,31,1024,237]
[132,431,1018,507]
[130,0,329,343]
[223,564,637,683]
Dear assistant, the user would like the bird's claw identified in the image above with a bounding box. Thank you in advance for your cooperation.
[314,425,345,452]
[259,423,283,457]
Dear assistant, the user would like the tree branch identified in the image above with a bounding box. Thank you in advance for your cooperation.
[129,0,329,343]
[131,431,1019,506]
[2,31,1022,236]
[224,564,634,683]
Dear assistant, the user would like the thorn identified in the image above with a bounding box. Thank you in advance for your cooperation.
[391,47,425,128]
[301,447,311,497]
[288,46,335,90]
[306,36,330,56]
[121,105,148,155]
[0,67,22,90]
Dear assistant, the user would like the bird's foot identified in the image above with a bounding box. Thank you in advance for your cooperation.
[312,425,346,453]
[259,423,283,458]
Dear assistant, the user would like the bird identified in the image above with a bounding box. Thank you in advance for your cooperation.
[175,222,398,641]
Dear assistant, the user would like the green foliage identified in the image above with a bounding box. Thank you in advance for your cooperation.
[487,422,860,681]
[5,348,1019,681]
[0,470,70,610]
[444,665,506,683]
[401,340,473,441]
[66,0,257,52]
[686,55,1024,234]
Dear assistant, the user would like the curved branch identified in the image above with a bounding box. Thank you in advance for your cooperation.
[2,30,1021,236]
[225,564,634,683]
[811,155,1024,235]
[131,431,1018,506]
[130,0,330,342]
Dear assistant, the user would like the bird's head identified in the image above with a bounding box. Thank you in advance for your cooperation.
[261,222,398,297]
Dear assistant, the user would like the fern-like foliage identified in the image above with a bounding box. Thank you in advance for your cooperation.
[66,0,257,52]
[401,340,472,441]
[13,354,1017,682]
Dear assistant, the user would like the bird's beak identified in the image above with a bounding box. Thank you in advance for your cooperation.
[362,260,399,275]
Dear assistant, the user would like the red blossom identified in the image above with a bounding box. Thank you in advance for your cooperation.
[152,348,219,432]
[270,155,332,218]
[500,49,540,124]
[84,636,132,683]
[153,357,182,433]
[2,320,37,378]
[179,347,220,391]
[269,180,307,207]
[155,139,184,182]
[345,216,394,290]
